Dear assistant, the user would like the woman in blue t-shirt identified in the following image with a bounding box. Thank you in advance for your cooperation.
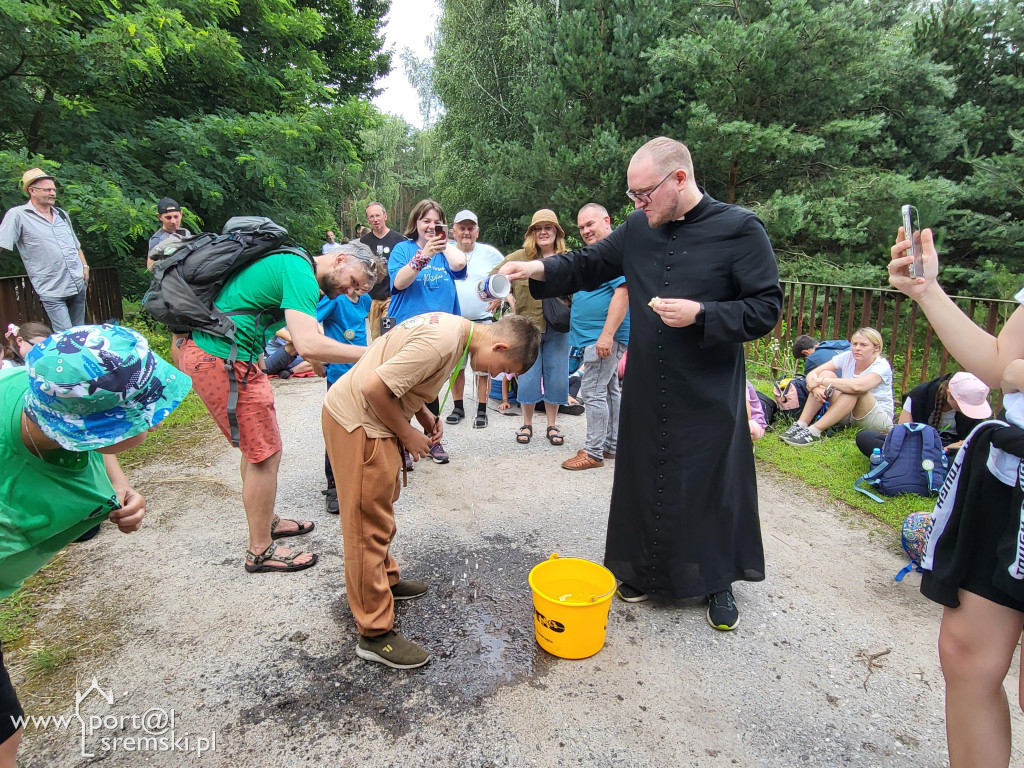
[387,199,467,325]
[386,199,467,464]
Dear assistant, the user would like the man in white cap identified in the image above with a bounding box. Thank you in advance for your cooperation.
[0,168,90,331]
[360,201,405,340]
[446,209,506,428]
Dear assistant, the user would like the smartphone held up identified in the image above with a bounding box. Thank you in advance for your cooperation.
[902,204,924,278]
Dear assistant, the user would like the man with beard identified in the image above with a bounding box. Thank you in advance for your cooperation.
[502,137,781,630]
[178,241,380,575]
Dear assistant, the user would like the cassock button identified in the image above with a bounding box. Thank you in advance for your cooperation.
[661,432,667,437]
[661,403,667,408]
[656,501,662,506]
[660,446,666,452]
[661,418,667,424]
[666,265,672,270]
[657,329,662,335]
[658,474,664,479]
[657,488,663,494]
[668,252,673,257]
[659,374,665,380]
[663,281,669,286]
[659,460,665,465]
[660,388,666,394]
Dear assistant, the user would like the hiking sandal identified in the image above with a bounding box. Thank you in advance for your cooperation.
[546,426,565,446]
[270,515,315,540]
[516,425,533,444]
[245,541,319,573]
[473,412,488,429]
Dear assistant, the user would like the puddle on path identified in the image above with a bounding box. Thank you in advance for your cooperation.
[239,534,557,735]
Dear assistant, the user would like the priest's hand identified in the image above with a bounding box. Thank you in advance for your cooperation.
[500,260,546,282]
[651,297,702,327]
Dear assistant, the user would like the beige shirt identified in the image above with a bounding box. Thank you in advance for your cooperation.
[324,312,470,437]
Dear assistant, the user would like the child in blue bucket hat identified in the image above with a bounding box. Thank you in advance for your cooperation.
[0,323,190,765]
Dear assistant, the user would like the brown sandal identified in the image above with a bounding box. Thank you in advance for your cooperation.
[270,515,315,540]
[516,425,533,444]
[546,426,565,446]
[244,541,318,573]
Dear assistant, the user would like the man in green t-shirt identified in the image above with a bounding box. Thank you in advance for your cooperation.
[1,324,191,766]
[178,240,380,575]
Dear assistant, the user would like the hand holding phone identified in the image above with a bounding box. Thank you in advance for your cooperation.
[902,205,923,277]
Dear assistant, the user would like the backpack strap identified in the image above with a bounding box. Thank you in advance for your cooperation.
[853,461,890,503]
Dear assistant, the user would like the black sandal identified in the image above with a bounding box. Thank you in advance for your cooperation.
[446,407,465,425]
[546,426,565,446]
[516,425,533,444]
[270,515,315,539]
[244,541,318,573]
[474,412,488,429]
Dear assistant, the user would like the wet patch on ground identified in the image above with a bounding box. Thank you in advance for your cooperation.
[238,533,557,735]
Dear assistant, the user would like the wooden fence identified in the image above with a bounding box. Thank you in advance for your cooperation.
[0,267,123,327]
[747,280,1018,397]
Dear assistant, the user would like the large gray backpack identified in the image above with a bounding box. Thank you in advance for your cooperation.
[142,216,314,445]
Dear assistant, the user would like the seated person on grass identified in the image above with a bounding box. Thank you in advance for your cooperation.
[320,312,539,670]
[792,334,851,376]
[0,324,190,768]
[746,380,767,441]
[855,371,991,459]
[780,327,894,446]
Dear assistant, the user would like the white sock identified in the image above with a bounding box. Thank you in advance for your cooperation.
[807,425,822,437]
[796,420,808,428]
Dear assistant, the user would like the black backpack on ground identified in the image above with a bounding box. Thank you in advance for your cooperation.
[756,391,779,425]
[142,216,314,446]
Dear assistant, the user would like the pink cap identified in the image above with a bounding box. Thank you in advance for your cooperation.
[949,372,992,419]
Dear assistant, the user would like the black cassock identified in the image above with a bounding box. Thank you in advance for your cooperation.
[534,195,782,598]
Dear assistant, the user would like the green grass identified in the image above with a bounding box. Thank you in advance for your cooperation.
[755,426,926,531]
[0,554,75,649]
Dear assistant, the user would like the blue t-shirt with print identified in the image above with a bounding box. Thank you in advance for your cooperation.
[804,339,850,375]
[569,277,630,349]
[317,293,371,384]
[387,240,467,323]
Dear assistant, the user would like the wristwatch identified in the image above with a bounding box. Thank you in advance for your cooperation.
[694,303,706,325]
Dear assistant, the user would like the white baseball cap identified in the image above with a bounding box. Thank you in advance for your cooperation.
[454,209,478,224]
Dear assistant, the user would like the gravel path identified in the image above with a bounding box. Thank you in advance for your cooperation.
[14,377,1024,767]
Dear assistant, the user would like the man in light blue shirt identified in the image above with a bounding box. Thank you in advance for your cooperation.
[563,203,630,471]
[0,168,89,331]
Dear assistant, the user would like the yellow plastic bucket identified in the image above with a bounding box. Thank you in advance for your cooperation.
[528,553,616,659]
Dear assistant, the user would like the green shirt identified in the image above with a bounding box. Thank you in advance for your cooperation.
[192,252,321,361]
[0,369,119,599]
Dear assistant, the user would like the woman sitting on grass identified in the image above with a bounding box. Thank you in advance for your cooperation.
[779,327,894,446]
[854,371,991,459]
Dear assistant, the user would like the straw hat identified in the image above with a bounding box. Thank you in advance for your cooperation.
[527,209,564,238]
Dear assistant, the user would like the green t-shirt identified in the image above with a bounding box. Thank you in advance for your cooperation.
[0,369,120,599]
[191,252,321,361]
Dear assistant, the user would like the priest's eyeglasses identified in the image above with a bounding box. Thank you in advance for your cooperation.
[625,171,675,204]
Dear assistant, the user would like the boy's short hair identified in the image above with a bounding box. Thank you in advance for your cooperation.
[493,315,541,373]
[792,334,818,359]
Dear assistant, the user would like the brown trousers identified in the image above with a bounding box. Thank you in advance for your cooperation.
[321,408,402,637]
[368,298,390,341]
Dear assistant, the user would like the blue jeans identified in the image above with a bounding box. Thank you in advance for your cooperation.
[39,286,87,331]
[515,328,569,405]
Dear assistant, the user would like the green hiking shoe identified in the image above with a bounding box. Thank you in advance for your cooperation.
[356,631,431,669]
[391,579,428,601]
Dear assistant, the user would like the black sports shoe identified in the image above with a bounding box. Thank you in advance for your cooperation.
[391,579,428,601]
[707,588,740,631]
[616,583,649,602]
[356,631,431,669]
[322,488,338,514]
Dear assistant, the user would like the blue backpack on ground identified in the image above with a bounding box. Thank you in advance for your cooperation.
[854,423,948,502]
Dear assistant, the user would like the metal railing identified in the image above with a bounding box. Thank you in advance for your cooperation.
[747,280,1018,397]
[0,268,123,327]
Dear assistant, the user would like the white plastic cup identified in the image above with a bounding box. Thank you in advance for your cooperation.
[478,274,510,301]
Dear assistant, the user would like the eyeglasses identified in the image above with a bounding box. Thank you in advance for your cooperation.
[626,171,677,204]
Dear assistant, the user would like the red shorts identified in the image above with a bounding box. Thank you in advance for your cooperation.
[179,340,283,463]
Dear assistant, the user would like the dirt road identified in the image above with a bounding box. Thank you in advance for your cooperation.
[13,378,1024,767]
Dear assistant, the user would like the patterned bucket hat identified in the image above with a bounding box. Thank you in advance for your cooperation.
[23,324,192,451]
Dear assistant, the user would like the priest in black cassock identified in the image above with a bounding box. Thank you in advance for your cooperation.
[501,137,782,631]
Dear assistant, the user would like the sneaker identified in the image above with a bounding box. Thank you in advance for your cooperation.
[706,588,740,631]
[562,450,604,471]
[403,449,414,472]
[356,631,431,669]
[780,427,819,447]
[603,450,616,460]
[429,443,450,464]
[391,579,428,601]
[779,423,803,439]
[322,488,339,515]
[558,403,585,416]
[616,583,649,603]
